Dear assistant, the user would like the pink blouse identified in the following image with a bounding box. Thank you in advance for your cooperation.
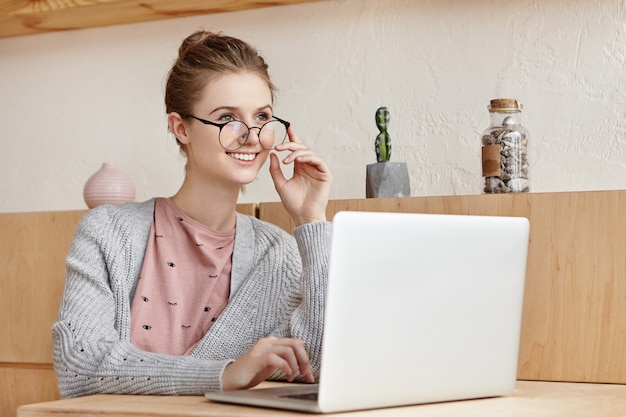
[130,198,234,355]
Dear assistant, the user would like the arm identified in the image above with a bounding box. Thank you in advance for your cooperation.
[220,218,331,390]
[270,125,332,376]
[285,220,332,373]
[268,123,332,370]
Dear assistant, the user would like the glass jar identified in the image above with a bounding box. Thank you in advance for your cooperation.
[481,98,530,193]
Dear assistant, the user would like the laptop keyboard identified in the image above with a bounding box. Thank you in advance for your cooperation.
[280,392,319,401]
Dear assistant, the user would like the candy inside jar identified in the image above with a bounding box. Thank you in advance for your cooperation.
[481,99,530,193]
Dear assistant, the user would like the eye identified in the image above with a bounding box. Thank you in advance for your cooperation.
[218,113,235,122]
[255,112,271,123]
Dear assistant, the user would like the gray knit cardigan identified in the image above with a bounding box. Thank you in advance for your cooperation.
[52,199,331,398]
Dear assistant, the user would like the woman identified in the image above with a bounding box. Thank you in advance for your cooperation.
[53,31,333,398]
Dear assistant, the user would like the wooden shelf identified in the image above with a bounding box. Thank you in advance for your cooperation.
[0,0,323,39]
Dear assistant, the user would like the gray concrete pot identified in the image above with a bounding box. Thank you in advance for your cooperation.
[366,162,410,198]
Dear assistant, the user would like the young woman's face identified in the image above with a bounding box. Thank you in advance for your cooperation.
[184,72,274,187]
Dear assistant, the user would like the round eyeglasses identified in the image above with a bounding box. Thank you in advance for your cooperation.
[184,115,290,151]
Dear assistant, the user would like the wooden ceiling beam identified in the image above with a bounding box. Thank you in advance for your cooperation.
[0,0,322,39]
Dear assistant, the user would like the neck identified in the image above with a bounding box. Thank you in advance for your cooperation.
[171,180,239,232]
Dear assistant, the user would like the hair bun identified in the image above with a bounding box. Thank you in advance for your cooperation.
[179,30,218,57]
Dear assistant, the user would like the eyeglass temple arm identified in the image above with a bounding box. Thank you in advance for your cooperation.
[273,115,291,129]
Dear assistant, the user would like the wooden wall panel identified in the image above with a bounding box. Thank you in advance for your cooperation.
[236,203,257,218]
[0,210,87,363]
[258,190,626,384]
[0,365,59,417]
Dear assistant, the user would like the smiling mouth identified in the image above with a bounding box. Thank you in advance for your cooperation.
[227,152,257,161]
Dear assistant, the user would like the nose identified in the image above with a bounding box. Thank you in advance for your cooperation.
[246,127,261,146]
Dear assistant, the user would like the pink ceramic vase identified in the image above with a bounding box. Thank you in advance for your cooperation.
[83,162,136,209]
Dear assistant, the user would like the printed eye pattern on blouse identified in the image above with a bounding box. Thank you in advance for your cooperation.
[129,197,234,356]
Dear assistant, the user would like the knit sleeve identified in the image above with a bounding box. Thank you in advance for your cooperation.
[52,204,232,398]
[269,220,332,380]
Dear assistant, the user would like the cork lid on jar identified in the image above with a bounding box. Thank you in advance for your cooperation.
[488,98,523,113]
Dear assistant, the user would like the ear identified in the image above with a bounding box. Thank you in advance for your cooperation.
[168,112,190,144]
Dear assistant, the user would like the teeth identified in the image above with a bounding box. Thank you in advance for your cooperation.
[228,153,256,161]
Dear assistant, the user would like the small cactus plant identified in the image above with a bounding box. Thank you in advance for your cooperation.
[375,106,391,163]
[366,106,410,198]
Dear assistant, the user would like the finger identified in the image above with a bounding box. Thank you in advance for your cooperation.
[278,147,326,166]
[267,352,297,381]
[269,153,287,189]
[272,338,314,382]
[286,126,302,144]
[264,344,301,381]
[289,153,332,177]
[274,141,309,153]
[281,148,315,164]
[290,152,328,167]
[290,339,314,382]
[264,338,310,382]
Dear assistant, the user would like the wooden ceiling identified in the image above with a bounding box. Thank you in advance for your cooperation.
[0,0,322,39]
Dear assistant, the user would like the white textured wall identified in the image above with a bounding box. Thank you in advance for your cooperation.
[1,0,625,213]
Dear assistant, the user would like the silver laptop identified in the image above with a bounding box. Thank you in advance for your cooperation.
[205,211,530,413]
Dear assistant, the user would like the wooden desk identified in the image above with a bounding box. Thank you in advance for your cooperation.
[16,381,626,417]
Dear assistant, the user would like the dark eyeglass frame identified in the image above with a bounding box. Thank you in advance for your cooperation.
[183,114,291,150]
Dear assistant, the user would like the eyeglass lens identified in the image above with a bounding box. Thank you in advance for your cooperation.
[219,120,287,151]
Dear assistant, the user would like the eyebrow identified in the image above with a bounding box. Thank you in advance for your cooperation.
[208,105,273,117]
